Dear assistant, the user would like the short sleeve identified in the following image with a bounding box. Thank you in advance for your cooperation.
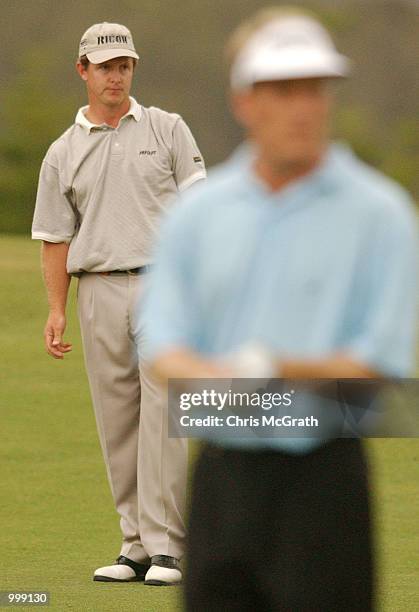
[31,157,77,243]
[346,200,419,377]
[171,118,206,192]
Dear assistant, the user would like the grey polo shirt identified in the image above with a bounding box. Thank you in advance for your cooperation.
[32,97,207,273]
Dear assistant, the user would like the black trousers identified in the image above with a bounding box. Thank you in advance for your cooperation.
[185,439,374,612]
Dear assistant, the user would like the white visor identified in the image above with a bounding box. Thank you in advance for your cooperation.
[231,15,350,90]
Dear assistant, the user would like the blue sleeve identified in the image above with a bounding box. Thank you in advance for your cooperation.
[346,199,419,377]
[135,203,200,361]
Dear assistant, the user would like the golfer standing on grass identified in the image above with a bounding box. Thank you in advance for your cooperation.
[141,7,419,610]
[31,22,206,586]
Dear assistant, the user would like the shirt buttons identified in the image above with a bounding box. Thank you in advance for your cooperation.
[112,139,124,155]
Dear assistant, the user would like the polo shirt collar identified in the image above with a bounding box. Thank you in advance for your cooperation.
[75,96,142,133]
[233,141,349,203]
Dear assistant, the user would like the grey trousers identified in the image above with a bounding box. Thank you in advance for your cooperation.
[77,273,187,562]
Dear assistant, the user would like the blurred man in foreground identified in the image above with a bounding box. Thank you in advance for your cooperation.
[139,7,418,610]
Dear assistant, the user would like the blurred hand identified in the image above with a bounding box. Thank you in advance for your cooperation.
[44,312,73,359]
[221,343,277,378]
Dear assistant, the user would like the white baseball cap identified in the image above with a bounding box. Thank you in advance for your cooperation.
[231,15,350,90]
[79,22,139,64]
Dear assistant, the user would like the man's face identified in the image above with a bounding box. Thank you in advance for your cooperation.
[78,56,134,107]
[232,78,334,172]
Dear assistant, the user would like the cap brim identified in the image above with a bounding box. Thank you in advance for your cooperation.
[232,48,350,89]
[86,48,139,64]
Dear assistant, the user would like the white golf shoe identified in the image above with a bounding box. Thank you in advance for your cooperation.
[93,555,149,582]
[144,555,182,586]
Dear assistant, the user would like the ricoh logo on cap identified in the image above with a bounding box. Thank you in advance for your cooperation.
[97,34,129,45]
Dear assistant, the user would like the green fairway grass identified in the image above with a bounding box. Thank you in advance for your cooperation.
[1,234,418,611]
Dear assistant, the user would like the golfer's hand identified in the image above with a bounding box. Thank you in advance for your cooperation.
[44,312,73,359]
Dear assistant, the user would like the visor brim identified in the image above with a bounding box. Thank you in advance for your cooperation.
[85,48,139,64]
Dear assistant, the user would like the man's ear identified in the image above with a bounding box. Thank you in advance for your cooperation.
[76,61,89,82]
[229,89,254,130]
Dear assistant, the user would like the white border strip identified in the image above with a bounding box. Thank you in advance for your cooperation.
[31,232,72,243]
[178,171,207,192]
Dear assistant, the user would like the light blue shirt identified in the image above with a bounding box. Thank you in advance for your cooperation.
[138,143,418,453]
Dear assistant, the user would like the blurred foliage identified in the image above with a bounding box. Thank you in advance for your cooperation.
[334,108,419,197]
[0,0,417,234]
[0,46,78,234]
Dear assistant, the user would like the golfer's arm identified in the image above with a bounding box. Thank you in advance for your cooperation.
[41,241,71,313]
[279,354,380,379]
[151,348,230,381]
[152,348,380,381]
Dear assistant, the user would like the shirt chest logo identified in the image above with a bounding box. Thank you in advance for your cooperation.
[139,150,157,156]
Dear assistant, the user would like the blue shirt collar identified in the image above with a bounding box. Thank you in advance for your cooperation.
[229,141,352,207]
